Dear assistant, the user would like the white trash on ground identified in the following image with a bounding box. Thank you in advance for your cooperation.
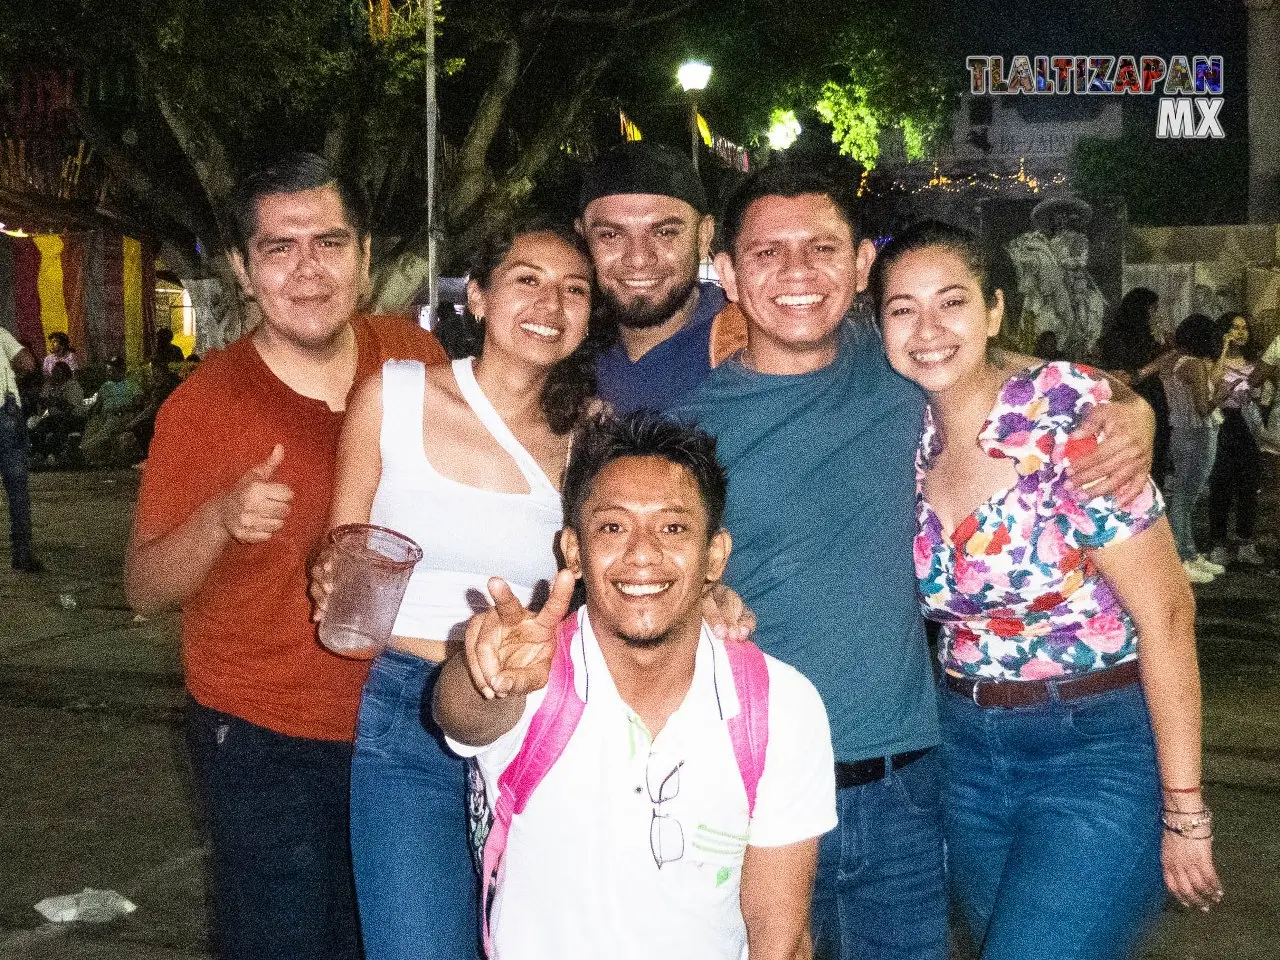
[34,888,137,923]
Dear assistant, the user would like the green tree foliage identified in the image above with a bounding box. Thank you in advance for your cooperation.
[811,5,952,169]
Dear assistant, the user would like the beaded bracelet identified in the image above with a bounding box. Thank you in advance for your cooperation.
[1161,808,1213,838]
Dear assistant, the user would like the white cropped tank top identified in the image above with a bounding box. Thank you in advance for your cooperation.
[369,358,563,642]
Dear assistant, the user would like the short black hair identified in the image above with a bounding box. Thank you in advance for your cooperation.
[563,412,727,537]
[1174,313,1219,359]
[228,152,370,259]
[717,159,861,256]
[869,220,999,311]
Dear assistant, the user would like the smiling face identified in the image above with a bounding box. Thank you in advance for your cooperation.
[714,193,875,375]
[880,245,1004,398]
[577,194,713,330]
[561,455,730,650]
[1227,314,1249,346]
[467,231,593,369]
[231,185,370,352]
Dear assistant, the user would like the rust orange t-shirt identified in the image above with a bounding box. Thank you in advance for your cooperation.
[134,315,447,742]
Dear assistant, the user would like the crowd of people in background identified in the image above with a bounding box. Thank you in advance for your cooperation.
[9,327,195,471]
[1083,291,1279,583]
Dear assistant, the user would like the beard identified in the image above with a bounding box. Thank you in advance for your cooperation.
[619,629,673,650]
[600,277,698,331]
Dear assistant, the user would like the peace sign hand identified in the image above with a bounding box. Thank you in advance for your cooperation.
[464,569,576,700]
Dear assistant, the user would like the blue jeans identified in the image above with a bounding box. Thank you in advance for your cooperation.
[939,682,1165,960]
[811,749,949,960]
[350,649,479,960]
[1165,424,1218,560]
[0,395,32,556]
[185,697,361,960]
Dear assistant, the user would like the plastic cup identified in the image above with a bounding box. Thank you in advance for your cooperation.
[318,523,423,657]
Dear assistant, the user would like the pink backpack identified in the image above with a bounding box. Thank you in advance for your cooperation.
[476,614,771,956]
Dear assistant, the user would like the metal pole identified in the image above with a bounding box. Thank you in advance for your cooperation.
[423,0,440,329]
[688,94,700,175]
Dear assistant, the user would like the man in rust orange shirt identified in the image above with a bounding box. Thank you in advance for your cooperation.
[126,153,445,960]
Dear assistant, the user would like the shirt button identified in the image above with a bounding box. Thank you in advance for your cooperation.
[634,786,643,794]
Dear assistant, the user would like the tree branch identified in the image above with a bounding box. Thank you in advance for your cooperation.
[448,34,522,220]
[71,106,212,238]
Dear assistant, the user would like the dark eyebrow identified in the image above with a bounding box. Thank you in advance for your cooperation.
[587,502,694,515]
[505,260,592,284]
[587,216,686,231]
[254,227,353,248]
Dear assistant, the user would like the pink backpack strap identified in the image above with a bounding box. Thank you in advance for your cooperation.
[479,615,584,956]
[724,639,770,818]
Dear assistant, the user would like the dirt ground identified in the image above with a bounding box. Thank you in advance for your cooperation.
[0,470,1277,959]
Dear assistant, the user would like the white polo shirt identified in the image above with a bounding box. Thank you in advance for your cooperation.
[450,608,836,960]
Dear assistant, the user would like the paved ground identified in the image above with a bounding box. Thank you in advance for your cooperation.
[0,470,1278,958]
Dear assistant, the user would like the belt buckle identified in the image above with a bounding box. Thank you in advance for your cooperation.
[971,678,983,706]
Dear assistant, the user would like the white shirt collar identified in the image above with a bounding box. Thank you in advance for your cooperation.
[573,607,742,724]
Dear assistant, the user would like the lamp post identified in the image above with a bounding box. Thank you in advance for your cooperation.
[677,61,712,174]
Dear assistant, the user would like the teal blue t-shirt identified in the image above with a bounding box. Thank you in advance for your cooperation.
[676,321,939,763]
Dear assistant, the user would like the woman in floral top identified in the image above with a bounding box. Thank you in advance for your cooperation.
[871,221,1221,960]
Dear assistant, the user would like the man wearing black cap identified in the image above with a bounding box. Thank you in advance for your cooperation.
[577,142,725,413]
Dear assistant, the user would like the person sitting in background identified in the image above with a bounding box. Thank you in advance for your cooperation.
[155,328,186,365]
[29,360,88,466]
[1161,314,1233,584]
[16,338,43,419]
[125,356,186,458]
[42,332,79,377]
[79,356,143,466]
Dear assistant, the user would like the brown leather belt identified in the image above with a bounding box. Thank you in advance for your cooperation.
[944,660,1140,709]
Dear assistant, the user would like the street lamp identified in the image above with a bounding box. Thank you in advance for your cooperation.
[678,61,712,174]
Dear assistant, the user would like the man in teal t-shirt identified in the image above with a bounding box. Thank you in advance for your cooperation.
[676,161,1153,960]
[675,163,946,960]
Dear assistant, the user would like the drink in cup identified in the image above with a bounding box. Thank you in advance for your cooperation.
[318,523,423,657]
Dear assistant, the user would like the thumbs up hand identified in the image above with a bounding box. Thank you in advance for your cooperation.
[219,444,294,544]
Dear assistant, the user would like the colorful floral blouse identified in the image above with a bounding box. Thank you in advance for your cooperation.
[914,361,1165,680]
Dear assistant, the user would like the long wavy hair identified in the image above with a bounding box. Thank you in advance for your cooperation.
[437,219,598,435]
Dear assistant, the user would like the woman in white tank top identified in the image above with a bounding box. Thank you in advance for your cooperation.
[320,224,596,960]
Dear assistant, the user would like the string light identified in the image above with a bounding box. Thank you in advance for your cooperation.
[876,158,1067,197]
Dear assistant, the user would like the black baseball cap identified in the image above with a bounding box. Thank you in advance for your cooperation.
[578,142,708,215]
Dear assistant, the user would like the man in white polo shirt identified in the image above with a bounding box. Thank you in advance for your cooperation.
[434,412,835,960]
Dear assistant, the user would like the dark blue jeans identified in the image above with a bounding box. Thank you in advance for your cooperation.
[812,748,949,960]
[939,681,1165,960]
[349,649,479,960]
[185,697,361,960]
[0,395,32,556]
